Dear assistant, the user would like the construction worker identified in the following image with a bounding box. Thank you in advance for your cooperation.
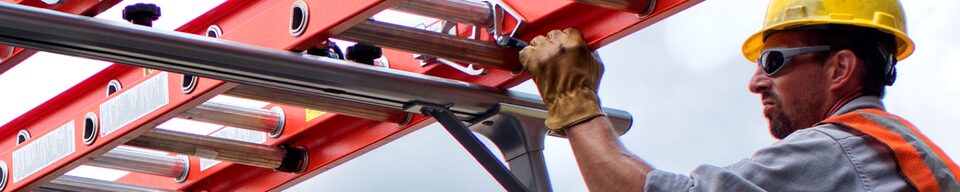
[519,0,960,191]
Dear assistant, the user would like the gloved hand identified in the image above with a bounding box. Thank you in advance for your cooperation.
[519,28,605,135]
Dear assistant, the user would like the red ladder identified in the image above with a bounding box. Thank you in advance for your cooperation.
[0,0,701,191]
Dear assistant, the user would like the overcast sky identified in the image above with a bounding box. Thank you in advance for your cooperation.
[0,0,956,191]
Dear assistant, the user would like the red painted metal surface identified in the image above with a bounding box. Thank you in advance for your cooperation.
[163,0,702,191]
[452,0,706,88]
[0,0,121,75]
[0,0,701,191]
[0,65,232,191]
[0,0,396,191]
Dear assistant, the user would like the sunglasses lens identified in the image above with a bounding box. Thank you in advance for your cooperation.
[760,51,784,74]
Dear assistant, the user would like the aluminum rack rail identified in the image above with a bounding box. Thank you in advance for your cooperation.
[0,0,120,75]
[0,0,701,191]
[0,2,634,128]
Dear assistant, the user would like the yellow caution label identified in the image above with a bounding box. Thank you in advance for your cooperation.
[143,68,156,76]
[305,109,326,122]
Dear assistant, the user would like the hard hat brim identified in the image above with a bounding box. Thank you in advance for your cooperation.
[742,20,914,63]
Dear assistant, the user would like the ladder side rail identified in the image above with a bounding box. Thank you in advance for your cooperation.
[0,0,397,191]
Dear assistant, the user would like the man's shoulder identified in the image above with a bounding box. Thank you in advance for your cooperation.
[770,123,884,158]
[750,124,859,163]
[755,124,879,166]
[782,123,866,144]
[767,123,910,191]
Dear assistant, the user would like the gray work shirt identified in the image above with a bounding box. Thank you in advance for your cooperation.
[645,96,913,191]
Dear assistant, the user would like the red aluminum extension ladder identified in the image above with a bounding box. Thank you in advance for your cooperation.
[0,0,700,191]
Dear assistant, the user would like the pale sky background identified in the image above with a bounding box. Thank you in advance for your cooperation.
[0,0,957,191]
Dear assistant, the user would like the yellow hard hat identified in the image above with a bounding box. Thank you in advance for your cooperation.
[742,0,914,63]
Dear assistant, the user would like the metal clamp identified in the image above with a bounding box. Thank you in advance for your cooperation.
[436,58,485,75]
[415,54,486,76]
[414,21,486,76]
[484,0,526,47]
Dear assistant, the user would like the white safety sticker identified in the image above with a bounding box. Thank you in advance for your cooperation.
[199,127,267,171]
[13,121,76,183]
[100,72,169,137]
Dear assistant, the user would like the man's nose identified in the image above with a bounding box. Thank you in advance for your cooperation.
[748,68,770,94]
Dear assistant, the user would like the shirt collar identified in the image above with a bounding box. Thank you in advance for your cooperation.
[831,96,885,117]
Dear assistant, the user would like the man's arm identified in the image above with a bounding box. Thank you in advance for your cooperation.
[519,28,655,191]
[568,116,653,191]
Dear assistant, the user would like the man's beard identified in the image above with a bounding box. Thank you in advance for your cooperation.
[764,92,797,139]
[768,110,794,139]
[763,89,826,139]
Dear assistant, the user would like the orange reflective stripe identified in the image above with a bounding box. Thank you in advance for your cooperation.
[821,112,941,192]
[859,109,960,183]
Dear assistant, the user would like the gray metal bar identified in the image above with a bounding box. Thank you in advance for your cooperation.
[392,0,491,26]
[507,152,550,192]
[38,175,174,192]
[574,0,656,14]
[469,103,553,192]
[338,20,521,71]
[0,3,632,136]
[178,100,283,135]
[416,104,528,192]
[87,147,187,180]
[124,129,305,172]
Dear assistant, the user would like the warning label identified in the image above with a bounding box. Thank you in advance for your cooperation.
[13,121,76,183]
[100,72,169,137]
[305,109,326,122]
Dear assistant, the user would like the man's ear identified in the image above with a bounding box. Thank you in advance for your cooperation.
[827,50,862,90]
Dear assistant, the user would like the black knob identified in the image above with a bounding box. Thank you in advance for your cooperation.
[497,36,528,49]
[122,3,161,26]
[345,43,382,65]
[306,41,344,60]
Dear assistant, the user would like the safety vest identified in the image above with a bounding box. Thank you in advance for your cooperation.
[819,108,960,192]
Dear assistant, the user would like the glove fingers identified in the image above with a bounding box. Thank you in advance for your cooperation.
[519,46,542,72]
[560,28,587,48]
[530,35,550,47]
[547,29,565,41]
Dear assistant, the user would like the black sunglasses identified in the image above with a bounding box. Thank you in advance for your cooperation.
[757,46,831,76]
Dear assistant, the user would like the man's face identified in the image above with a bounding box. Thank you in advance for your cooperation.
[748,31,832,139]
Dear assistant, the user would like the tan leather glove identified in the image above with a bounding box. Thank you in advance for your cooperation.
[519,28,605,135]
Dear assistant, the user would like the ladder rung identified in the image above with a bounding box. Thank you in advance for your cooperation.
[178,100,284,136]
[124,129,305,173]
[574,0,655,14]
[392,0,491,26]
[0,0,633,135]
[86,147,187,180]
[225,84,411,124]
[39,175,173,192]
[337,20,522,71]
